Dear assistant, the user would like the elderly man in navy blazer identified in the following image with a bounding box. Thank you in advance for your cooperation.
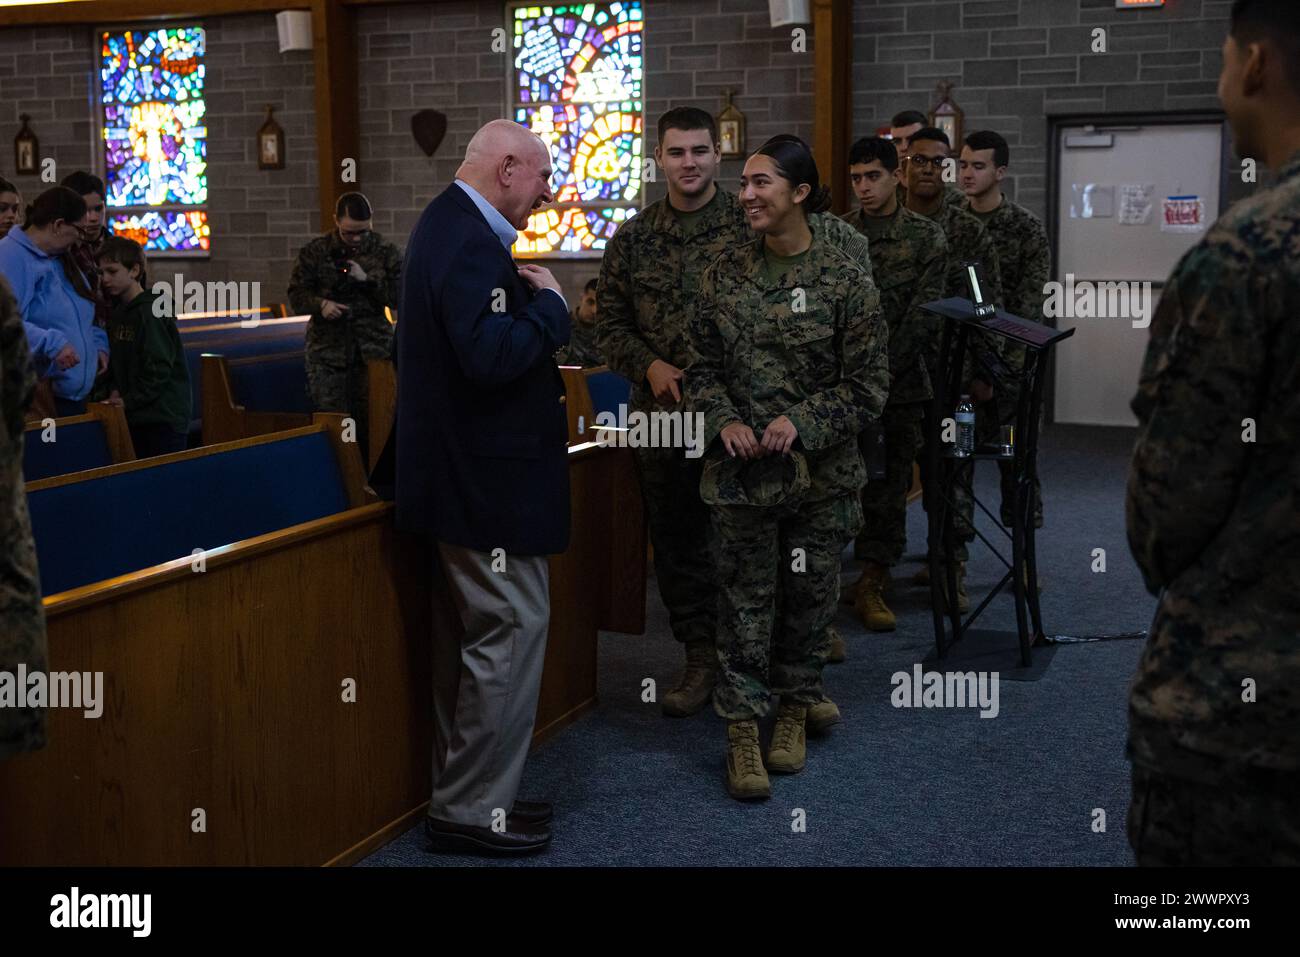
[394,119,570,855]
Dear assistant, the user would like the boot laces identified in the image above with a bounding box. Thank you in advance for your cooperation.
[732,725,762,775]
[773,711,802,751]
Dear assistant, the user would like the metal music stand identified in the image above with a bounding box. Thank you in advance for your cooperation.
[920,294,1074,669]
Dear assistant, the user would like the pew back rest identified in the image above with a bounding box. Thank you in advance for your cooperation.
[585,369,631,420]
[228,351,312,413]
[26,427,350,597]
[201,353,314,446]
[181,316,310,431]
[22,405,135,482]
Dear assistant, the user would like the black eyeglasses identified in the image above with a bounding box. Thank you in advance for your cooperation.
[906,155,949,171]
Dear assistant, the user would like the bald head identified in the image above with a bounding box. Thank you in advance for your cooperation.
[457,119,555,230]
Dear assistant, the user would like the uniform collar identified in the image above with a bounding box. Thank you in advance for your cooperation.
[845,204,902,236]
[643,185,737,237]
[963,194,1006,218]
[737,229,831,288]
[328,228,379,256]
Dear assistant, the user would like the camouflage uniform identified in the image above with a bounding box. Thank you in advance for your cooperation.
[917,201,1004,563]
[896,181,966,210]
[0,275,47,759]
[556,313,604,367]
[842,206,948,566]
[689,231,888,719]
[597,185,870,651]
[596,188,748,651]
[1125,150,1300,865]
[968,196,1051,528]
[288,229,402,463]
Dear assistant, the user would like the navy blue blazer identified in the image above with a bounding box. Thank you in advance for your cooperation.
[387,184,572,555]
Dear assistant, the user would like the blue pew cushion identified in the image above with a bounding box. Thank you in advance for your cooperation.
[23,420,112,483]
[228,354,312,413]
[27,430,349,597]
[586,371,631,419]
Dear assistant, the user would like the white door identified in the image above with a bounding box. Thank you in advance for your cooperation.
[1053,122,1224,426]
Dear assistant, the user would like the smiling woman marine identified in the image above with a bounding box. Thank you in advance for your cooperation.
[687,135,889,801]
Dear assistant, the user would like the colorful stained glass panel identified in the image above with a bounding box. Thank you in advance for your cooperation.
[107,210,210,254]
[514,205,636,256]
[516,103,643,204]
[100,26,209,255]
[511,2,643,258]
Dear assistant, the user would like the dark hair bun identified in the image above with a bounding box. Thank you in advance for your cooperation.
[807,184,833,214]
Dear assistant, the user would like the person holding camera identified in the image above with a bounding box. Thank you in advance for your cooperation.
[288,192,402,464]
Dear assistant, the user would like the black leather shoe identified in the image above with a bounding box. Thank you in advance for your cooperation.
[510,799,553,826]
[424,815,551,856]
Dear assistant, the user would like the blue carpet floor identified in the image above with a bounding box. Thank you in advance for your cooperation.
[361,425,1154,867]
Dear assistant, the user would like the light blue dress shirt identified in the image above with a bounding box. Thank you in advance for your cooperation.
[454,179,567,311]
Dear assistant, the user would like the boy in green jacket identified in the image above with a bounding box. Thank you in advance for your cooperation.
[95,237,191,457]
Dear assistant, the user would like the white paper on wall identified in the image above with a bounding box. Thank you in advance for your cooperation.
[1069,183,1115,218]
[1118,184,1155,225]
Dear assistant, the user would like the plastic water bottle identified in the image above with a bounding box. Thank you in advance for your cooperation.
[955,395,975,457]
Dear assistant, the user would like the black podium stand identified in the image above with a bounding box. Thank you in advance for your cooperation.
[919,297,1074,670]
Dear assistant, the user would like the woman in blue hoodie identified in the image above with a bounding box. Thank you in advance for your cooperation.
[0,187,107,416]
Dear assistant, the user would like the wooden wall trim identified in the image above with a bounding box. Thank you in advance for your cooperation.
[311,0,360,232]
[812,0,851,215]
[0,0,302,27]
[0,0,459,24]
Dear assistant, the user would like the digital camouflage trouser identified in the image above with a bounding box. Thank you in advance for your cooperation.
[712,494,862,720]
[307,347,371,467]
[856,402,924,566]
[1129,764,1300,866]
[0,437,47,758]
[634,443,715,647]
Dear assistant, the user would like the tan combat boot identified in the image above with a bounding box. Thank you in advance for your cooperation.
[806,697,841,735]
[767,703,807,773]
[662,639,717,717]
[854,561,896,631]
[826,625,847,663]
[726,719,771,800]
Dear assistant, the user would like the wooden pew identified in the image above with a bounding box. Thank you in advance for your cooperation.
[558,364,633,445]
[22,404,135,482]
[176,303,290,324]
[367,357,396,470]
[180,312,309,438]
[371,360,647,636]
[0,419,642,865]
[201,352,313,446]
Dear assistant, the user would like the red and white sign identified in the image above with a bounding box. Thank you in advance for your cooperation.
[1161,195,1205,233]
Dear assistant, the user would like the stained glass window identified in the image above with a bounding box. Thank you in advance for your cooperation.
[510,2,644,258]
[99,26,209,256]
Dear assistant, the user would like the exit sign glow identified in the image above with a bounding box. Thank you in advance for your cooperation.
[1116,0,1164,7]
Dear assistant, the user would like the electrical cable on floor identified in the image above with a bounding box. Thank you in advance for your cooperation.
[1043,631,1147,644]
